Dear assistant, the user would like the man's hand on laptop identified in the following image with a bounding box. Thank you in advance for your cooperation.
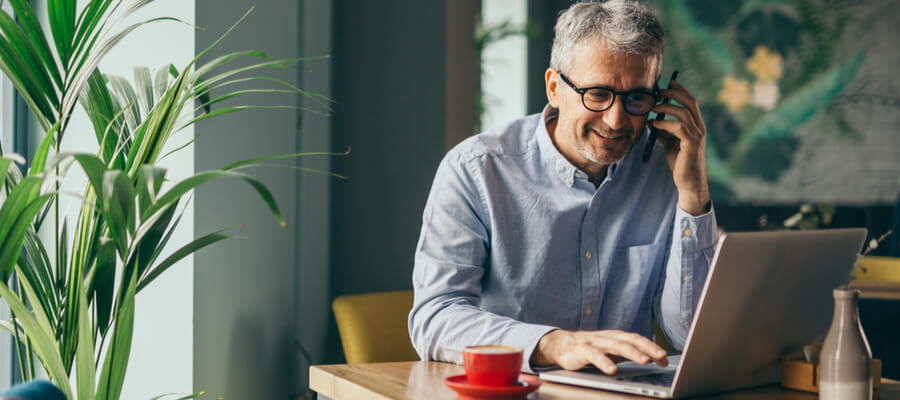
[531,330,669,374]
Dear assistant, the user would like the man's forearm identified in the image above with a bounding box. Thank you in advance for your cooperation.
[409,294,556,373]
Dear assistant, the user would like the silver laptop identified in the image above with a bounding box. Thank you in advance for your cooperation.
[540,228,867,398]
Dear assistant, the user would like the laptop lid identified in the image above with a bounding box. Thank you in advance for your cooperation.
[671,228,867,397]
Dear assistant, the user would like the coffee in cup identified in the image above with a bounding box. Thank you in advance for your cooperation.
[463,345,523,386]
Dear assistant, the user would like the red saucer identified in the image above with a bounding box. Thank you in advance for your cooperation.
[443,374,541,399]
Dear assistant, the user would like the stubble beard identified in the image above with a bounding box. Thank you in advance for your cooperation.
[573,123,639,165]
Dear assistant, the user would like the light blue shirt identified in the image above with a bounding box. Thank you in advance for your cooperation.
[408,106,718,372]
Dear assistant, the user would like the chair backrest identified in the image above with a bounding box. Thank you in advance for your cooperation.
[857,256,900,283]
[332,290,419,364]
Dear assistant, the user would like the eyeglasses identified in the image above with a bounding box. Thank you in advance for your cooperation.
[558,73,662,116]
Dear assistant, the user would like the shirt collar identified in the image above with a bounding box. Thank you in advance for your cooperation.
[535,104,627,188]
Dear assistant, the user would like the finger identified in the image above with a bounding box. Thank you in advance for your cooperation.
[591,337,649,365]
[662,81,699,113]
[585,348,618,375]
[616,332,669,363]
[652,103,699,137]
[660,82,703,130]
[651,120,700,147]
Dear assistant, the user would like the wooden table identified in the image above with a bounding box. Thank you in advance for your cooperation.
[852,280,900,300]
[310,361,900,399]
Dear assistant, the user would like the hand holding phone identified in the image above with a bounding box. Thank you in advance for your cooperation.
[642,70,679,163]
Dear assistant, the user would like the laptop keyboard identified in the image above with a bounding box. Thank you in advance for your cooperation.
[617,371,675,387]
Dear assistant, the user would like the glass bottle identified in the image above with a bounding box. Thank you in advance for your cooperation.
[819,287,872,400]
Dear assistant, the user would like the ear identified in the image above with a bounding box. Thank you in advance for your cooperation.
[545,68,559,108]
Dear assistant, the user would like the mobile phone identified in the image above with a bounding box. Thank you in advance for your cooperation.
[642,70,679,163]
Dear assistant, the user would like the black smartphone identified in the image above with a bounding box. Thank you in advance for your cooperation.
[642,70,679,163]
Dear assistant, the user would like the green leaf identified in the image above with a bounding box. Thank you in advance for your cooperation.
[151,169,285,227]
[96,266,137,400]
[102,170,136,256]
[70,153,109,197]
[0,179,51,281]
[16,234,58,325]
[89,238,116,337]
[201,75,335,112]
[222,150,348,171]
[148,392,205,400]
[0,12,60,107]
[0,34,56,126]
[195,88,298,111]
[48,0,77,65]
[29,120,60,175]
[183,104,315,129]
[155,64,172,98]
[22,229,59,313]
[71,1,114,62]
[136,165,168,216]
[0,278,73,398]
[138,230,232,291]
[128,200,178,280]
[0,156,13,187]
[75,284,96,400]
[135,66,155,115]
[107,74,142,128]
[62,16,185,131]
[81,69,127,169]
[7,0,63,89]
[190,50,270,82]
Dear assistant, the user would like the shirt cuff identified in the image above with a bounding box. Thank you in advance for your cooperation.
[503,323,558,374]
[675,202,718,252]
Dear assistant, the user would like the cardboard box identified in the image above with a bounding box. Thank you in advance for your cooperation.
[781,358,882,393]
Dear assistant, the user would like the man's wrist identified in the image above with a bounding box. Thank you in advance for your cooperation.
[531,329,561,367]
[677,189,711,216]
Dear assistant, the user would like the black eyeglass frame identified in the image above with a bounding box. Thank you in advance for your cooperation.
[558,72,663,116]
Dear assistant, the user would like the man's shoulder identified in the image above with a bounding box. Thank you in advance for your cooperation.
[447,113,542,164]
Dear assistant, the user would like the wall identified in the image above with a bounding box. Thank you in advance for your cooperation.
[296,0,334,392]
[325,0,477,363]
[193,0,300,398]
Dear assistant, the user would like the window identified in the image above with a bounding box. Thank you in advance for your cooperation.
[0,58,14,391]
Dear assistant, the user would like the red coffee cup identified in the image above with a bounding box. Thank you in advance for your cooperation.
[463,345,523,386]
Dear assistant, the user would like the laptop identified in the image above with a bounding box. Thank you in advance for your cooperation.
[540,228,868,398]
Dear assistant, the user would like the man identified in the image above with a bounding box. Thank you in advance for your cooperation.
[409,0,717,375]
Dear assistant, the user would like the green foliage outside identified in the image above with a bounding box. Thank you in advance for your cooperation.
[649,0,866,202]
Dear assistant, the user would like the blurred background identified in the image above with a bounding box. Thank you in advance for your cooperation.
[0,0,898,398]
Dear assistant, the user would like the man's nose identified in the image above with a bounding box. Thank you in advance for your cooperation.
[602,96,630,130]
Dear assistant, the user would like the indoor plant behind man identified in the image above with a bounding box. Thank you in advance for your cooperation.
[409,0,716,375]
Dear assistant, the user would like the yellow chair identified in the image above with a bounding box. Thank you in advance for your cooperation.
[332,290,419,364]
[856,256,900,283]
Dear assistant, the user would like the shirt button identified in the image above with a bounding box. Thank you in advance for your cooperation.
[585,251,592,260]
[683,275,691,283]
[565,178,572,185]
[585,306,592,316]
[575,172,582,178]
[592,198,598,205]
[683,228,694,237]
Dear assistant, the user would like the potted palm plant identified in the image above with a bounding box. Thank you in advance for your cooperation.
[0,1,332,399]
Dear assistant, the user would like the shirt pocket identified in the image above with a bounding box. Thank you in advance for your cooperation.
[602,242,665,330]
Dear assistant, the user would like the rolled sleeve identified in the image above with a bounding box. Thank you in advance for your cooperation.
[408,151,558,373]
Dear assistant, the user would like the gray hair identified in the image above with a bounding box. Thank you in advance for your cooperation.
[550,0,664,77]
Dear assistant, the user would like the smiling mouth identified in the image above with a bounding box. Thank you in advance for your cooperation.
[592,129,626,140]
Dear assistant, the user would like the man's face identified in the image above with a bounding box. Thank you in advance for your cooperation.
[546,40,659,166]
